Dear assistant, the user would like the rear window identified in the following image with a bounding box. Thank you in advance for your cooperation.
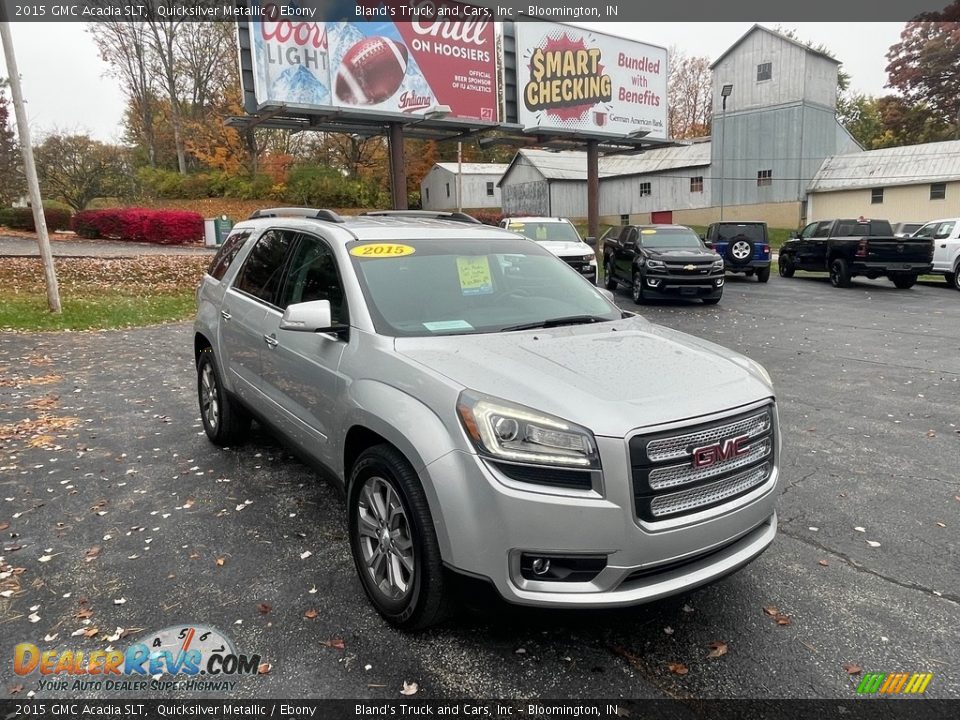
[835,219,894,237]
[506,220,581,243]
[715,224,766,242]
[207,230,251,281]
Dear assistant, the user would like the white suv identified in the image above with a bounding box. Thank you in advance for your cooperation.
[500,216,598,284]
[914,218,960,290]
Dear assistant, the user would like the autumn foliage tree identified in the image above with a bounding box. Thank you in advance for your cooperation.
[34,134,130,211]
[668,51,712,139]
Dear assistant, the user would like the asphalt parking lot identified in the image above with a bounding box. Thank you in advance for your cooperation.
[1,271,958,700]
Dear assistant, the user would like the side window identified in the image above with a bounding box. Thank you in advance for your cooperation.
[913,223,937,239]
[799,223,818,239]
[706,224,716,240]
[813,221,833,238]
[207,230,251,281]
[234,230,296,305]
[278,235,349,325]
[935,221,956,240]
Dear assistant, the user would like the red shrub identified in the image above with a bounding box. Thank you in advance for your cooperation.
[72,208,203,245]
[472,210,504,226]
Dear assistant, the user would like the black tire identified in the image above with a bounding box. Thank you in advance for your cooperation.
[703,296,721,305]
[829,257,851,288]
[778,254,795,278]
[631,271,647,304]
[348,444,451,630]
[727,237,754,267]
[604,260,618,291]
[946,271,959,291]
[756,266,771,283]
[891,273,917,290]
[197,351,250,446]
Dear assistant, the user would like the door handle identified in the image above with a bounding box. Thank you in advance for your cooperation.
[220,309,232,321]
[941,243,947,248]
[263,334,279,348]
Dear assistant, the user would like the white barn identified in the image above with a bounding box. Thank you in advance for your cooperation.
[420,163,509,211]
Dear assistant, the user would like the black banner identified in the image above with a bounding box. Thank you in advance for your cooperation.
[1,700,959,720]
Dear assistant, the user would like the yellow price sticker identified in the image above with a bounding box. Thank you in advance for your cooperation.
[456,256,494,295]
[641,229,657,234]
[349,243,415,258]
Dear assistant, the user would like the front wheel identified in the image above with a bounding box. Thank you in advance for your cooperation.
[756,266,771,283]
[604,260,618,291]
[348,444,450,629]
[946,271,959,291]
[829,258,851,288]
[891,273,917,290]
[778,255,795,278]
[197,352,250,446]
[631,272,647,304]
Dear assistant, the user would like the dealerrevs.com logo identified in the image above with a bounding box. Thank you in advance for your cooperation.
[14,625,260,693]
[856,672,934,695]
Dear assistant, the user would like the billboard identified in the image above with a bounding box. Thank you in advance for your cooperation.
[515,22,668,139]
[249,1,499,122]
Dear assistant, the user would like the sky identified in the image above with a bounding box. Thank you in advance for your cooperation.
[0,22,906,143]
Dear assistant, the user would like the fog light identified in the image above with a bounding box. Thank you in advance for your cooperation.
[647,278,661,287]
[715,278,724,286]
[531,558,551,576]
[519,553,607,582]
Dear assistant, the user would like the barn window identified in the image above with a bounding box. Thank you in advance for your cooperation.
[620,214,630,225]
[690,176,704,193]
[486,181,495,197]
[930,182,946,200]
[639,182,652,197]
[757,62,772,81]
[446,183,450,198]
[871,187,884,204]
[757,169,773,187]
[425,188,429,201]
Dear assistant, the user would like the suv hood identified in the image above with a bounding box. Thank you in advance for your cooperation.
[394,317,772,437]
[537,240,593,258]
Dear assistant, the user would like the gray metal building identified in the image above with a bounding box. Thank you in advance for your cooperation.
[420,163,509,211]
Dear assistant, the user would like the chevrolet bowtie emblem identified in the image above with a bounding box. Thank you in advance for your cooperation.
[683,264,696,271]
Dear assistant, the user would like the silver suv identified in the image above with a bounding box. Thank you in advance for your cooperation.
[194,208,781,628]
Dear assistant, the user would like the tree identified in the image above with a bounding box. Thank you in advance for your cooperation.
[143,0,189,174]
[34,134,130,211]
[668,51,712,139]
[886,4,960,131]
[836,92,883,148]
[0,82,22,206]
[872,95,951,148]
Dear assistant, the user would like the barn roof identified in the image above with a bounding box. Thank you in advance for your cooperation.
[710,24,840,69]
[808,140,960,192]
[432,163,510,175]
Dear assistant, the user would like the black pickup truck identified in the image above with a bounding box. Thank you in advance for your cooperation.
[602,224,725,304]
[778,218,934,289]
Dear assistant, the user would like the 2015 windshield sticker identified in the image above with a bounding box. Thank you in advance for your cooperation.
[423,320,474,332]
[641,229,657,234]
[349,243,415,258]
[456,257,494,295]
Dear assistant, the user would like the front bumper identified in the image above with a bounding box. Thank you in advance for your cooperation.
[643,273,724,299]
[561,257,598,283]
[422,403,780,608]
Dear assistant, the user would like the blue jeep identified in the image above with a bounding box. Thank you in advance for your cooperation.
[704,221,772,282]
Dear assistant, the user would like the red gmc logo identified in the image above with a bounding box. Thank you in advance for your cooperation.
[691,435,751,468]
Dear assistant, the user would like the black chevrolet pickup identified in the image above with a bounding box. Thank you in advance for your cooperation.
[779,218,934,289]
[602,224,725,304]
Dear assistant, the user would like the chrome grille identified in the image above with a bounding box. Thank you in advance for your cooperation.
[646,412,771,463]
[650,464,770,518]
[649,437,772,490]
[630,404,776,522]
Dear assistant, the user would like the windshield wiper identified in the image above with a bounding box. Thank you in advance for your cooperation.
[499,315,608,333]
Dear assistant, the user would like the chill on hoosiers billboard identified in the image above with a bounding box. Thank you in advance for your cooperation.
[516,22,667,139]
[249,1,499,122]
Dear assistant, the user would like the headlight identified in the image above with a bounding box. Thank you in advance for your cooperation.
[711,258,724,270]
[457,391,600,469]
[583,254,596,263]
[645,259,665,269]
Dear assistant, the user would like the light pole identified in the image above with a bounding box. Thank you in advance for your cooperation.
[719,84,733,221]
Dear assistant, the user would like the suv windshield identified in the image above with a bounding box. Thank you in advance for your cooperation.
[506,220,582,243]
[639,228,703,249]
[715,223,766,242]
[348,238,619,337]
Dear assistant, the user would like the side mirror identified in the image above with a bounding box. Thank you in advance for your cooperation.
[584,236,597,247]
[279,300,344,333]
[699,233,706,241]
[598,288,615,303]
[703,240,714,249]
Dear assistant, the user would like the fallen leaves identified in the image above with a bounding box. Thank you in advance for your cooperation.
[8,684,24,696]
[763,605,791,626]
[866,540,881,548]
[400,681,419,696]
[843,662,863,675]
[304,609,319,620]
[215,556,226,566]
[763,605,779,616]
[707,641,728,659]
[818,559,829,567]
[0,414,78,448]
[258,663,272,675]
[85,546,102,563]
[74,608,94,620]
[666,662,689,676]
[257,603,272,614]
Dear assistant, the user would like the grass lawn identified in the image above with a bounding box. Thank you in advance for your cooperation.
[0,256,209,331]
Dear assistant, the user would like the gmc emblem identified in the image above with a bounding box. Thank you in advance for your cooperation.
[692,435,751,468]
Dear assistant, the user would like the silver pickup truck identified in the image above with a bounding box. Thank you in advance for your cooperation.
[193,209,781,628]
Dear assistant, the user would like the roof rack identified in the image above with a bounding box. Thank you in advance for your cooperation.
[359,210,482,224]
[247,208,345,223]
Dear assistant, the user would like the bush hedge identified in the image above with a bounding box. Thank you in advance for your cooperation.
[0,206,73,232]
[472,210,504,226]
[72,208,204,245]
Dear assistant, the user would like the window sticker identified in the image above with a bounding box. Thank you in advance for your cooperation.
[423,320,474,332]
[349,243,415,258]
[535,225,548,240]
[641,229,657,234]
[456,256,494,295]
[508,222,526,230]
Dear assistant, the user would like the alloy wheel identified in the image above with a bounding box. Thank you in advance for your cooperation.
[357,476,415,601]
[200,362,219,431]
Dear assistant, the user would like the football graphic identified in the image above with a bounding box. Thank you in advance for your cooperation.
[335,37,409,106]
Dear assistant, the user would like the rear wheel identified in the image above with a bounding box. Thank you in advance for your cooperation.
[829,258,851,288]
[348,444,451,629]
[891,273,917,289]
[947,271,959,291]
[778,254,795,278]
[197,352,250,446]
[631,272,646,304]
[604,260,618,291]
[756,266,771,283]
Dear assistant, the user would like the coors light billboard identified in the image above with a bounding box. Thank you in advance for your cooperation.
[250,1,500,122]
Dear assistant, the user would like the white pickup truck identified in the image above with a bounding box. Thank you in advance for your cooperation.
[914,218,960,290]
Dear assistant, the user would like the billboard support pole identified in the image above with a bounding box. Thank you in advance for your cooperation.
[388,123,407,210]
[587,139,600,242]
